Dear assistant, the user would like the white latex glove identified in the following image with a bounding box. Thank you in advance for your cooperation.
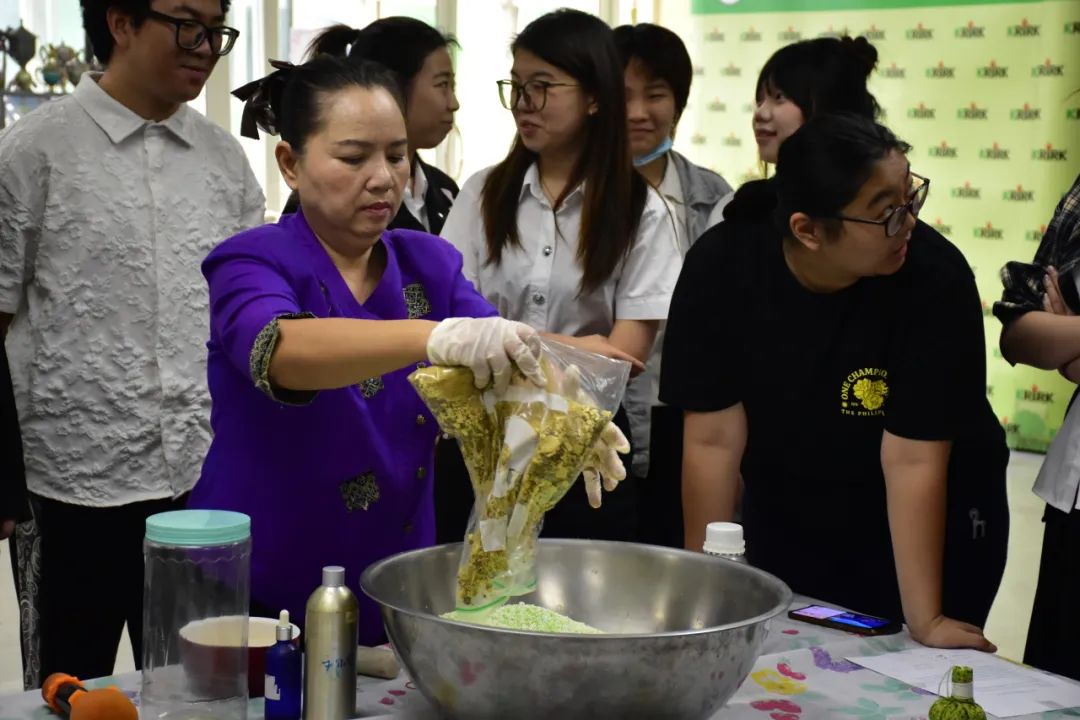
[427,317,545,394]
[555,364,631,509]
[584,422,630,509]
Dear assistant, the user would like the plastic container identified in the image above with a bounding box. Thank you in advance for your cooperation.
[703,522,747,563]
[141,510,252,720]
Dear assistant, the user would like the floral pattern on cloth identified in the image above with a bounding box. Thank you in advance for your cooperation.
[340,472,381,512]
[249,312,317,405]
[403,282,432,319]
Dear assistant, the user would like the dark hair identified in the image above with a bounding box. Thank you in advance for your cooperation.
[306,17,456,100]
[234,55,404,153]
[613,23,693,121]
[481,9,647,295]
[773,114,911,235]
[757,36,881,121]
[81,0,233,64]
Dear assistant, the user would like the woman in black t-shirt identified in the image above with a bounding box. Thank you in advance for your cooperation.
[662,115,1008,651]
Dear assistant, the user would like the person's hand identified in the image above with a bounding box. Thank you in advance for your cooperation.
[562,335,646,375]
[0,519,15,541]
[910,615,996,652]
[583,422,631,508]
[1043,266,1074,317]
[427,317,545,394]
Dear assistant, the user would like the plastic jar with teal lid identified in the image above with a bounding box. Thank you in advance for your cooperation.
[141,510,252,720]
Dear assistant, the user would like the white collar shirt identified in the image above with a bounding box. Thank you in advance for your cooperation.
[442,162,681,338]
[403,161,431,232]
[0,73,266,506]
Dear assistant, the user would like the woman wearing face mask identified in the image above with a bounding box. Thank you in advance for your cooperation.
[704,36,881,229]
[190,55,627,643]
[440,9,680,542]
[663,114,1009,650]
[281,17,460,234]
[613,23,733,547]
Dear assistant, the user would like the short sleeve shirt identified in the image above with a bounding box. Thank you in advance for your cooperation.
[0,73,265,506]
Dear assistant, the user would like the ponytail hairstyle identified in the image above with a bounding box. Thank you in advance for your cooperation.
[756,36,881,121]
[233,54,404,153]
[306,17,457,102]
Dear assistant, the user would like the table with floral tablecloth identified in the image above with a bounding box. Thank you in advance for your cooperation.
[4,597,1077,720]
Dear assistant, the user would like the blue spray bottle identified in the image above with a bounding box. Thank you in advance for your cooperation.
[265,610,302,720]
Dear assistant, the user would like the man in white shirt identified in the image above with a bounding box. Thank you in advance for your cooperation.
[0,0,264,687]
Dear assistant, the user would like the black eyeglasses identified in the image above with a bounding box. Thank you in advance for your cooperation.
[497,79,579,111]
[147,10,240,56]
[832,173,930,237]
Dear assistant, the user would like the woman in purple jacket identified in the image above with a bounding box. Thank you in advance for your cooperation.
[190,56,626,644]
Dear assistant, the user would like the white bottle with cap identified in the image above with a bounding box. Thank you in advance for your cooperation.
[703,522,747,563]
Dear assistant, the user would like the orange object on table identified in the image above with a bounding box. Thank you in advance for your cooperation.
[41,673,137,720]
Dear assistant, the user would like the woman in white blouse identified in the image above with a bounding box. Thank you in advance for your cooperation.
[441,8,681,541]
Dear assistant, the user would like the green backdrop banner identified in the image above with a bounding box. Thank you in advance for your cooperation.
[678,0,1080,452]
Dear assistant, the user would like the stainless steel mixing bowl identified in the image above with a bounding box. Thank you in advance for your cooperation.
[360,540,791,720]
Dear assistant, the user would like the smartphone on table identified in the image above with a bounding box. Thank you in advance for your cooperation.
[787,604,902,636]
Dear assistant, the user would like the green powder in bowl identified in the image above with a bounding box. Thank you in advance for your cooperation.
[442,603,602,634]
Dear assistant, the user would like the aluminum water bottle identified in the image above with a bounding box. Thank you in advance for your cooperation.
[303,566,358,720]
[703,522,747,563]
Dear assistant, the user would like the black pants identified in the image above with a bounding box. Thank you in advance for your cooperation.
[20,493,187,686]
[434,406,638,543]
[1025,504,1080,680]
[637,406,684,548]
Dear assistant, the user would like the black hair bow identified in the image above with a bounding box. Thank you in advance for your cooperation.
[231,59,295,140]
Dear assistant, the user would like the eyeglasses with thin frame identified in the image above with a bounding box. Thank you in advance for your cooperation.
[146,10,240,57]
[831,173,930,237]
[497,79,579,111]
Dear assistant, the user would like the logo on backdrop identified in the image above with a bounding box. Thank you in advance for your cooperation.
[979,142,1011,160]
[1008,18,1041,37]
[1017,384,1054,403]
[693,65,705,77]
[880,63,907,79]
[841,368,889,417]
[722,133,742,147]
[691,133,707,146]
[927,61,956,79]
[1026,224,1048,242]
[956,20,986,38]
[707,29,725,42]
[778,26,803,42]
[1033,143,1068,161]
[818,25,847,39]
[931,217,953,236]
[906,22,934,40]
[740,27,762,42]
[974,221,1004,240]
[929,140,958,158]
[742,102,755,114]
[738,166,762,185]
[1067,21,1080,35]
[1010,103,1042,121]
[862,24,886,41]
[708,99,726,112]
[1003,185,1035,202]
[1068,107,1080,121]
[977,60,1009,78]
[1032,58,1065,77]
[721,63,742,77]
[950,181,982,199]
[1002,416,1020,435]
[908,102,936,119]
[958,102,989,120]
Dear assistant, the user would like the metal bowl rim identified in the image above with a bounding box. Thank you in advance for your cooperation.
[359,539,793,641]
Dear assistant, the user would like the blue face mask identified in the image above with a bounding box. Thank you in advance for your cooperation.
[633,136,673,167]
